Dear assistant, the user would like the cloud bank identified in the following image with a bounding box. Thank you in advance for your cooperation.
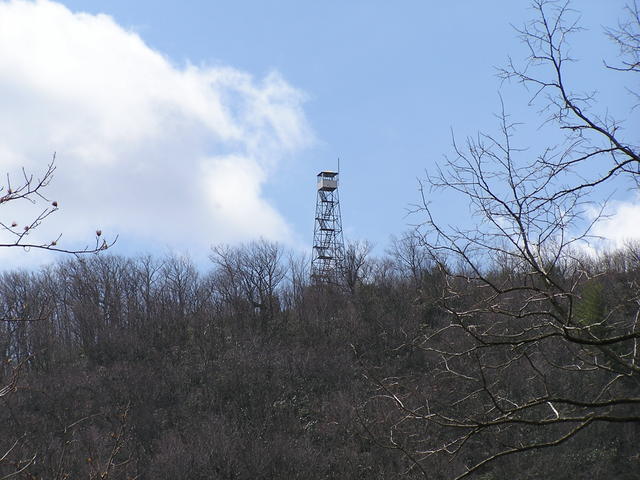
[0,0,312,267]
[589,195,640,251]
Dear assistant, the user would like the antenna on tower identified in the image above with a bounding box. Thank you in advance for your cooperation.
[311,169,345,284]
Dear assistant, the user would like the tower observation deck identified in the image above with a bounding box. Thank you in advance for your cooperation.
[311,171,345,283]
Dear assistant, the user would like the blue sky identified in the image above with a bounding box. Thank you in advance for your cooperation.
[0,0,636,267]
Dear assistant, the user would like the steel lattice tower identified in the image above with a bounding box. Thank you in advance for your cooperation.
[311,171,345,283]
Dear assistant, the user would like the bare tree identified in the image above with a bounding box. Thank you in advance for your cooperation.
[1,156,115,254]
[499,0,640,190]
[388,231,432,290]
[210,239,287,329]
[362,2,640,478]
[342,240,373,295]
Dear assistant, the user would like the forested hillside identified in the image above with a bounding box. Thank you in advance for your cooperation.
[0,240,639,479]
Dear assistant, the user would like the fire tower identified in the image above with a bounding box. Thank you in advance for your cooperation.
[311,171,345,283]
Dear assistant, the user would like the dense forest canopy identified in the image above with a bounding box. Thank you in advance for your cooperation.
[1,1,639,478]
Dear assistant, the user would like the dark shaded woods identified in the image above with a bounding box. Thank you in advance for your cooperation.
[0,238,638,479]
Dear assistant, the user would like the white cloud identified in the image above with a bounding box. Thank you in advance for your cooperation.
[586,194,640,252]
[0,0,312,268]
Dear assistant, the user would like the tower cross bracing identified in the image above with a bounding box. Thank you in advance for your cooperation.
[311,171,345,283]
